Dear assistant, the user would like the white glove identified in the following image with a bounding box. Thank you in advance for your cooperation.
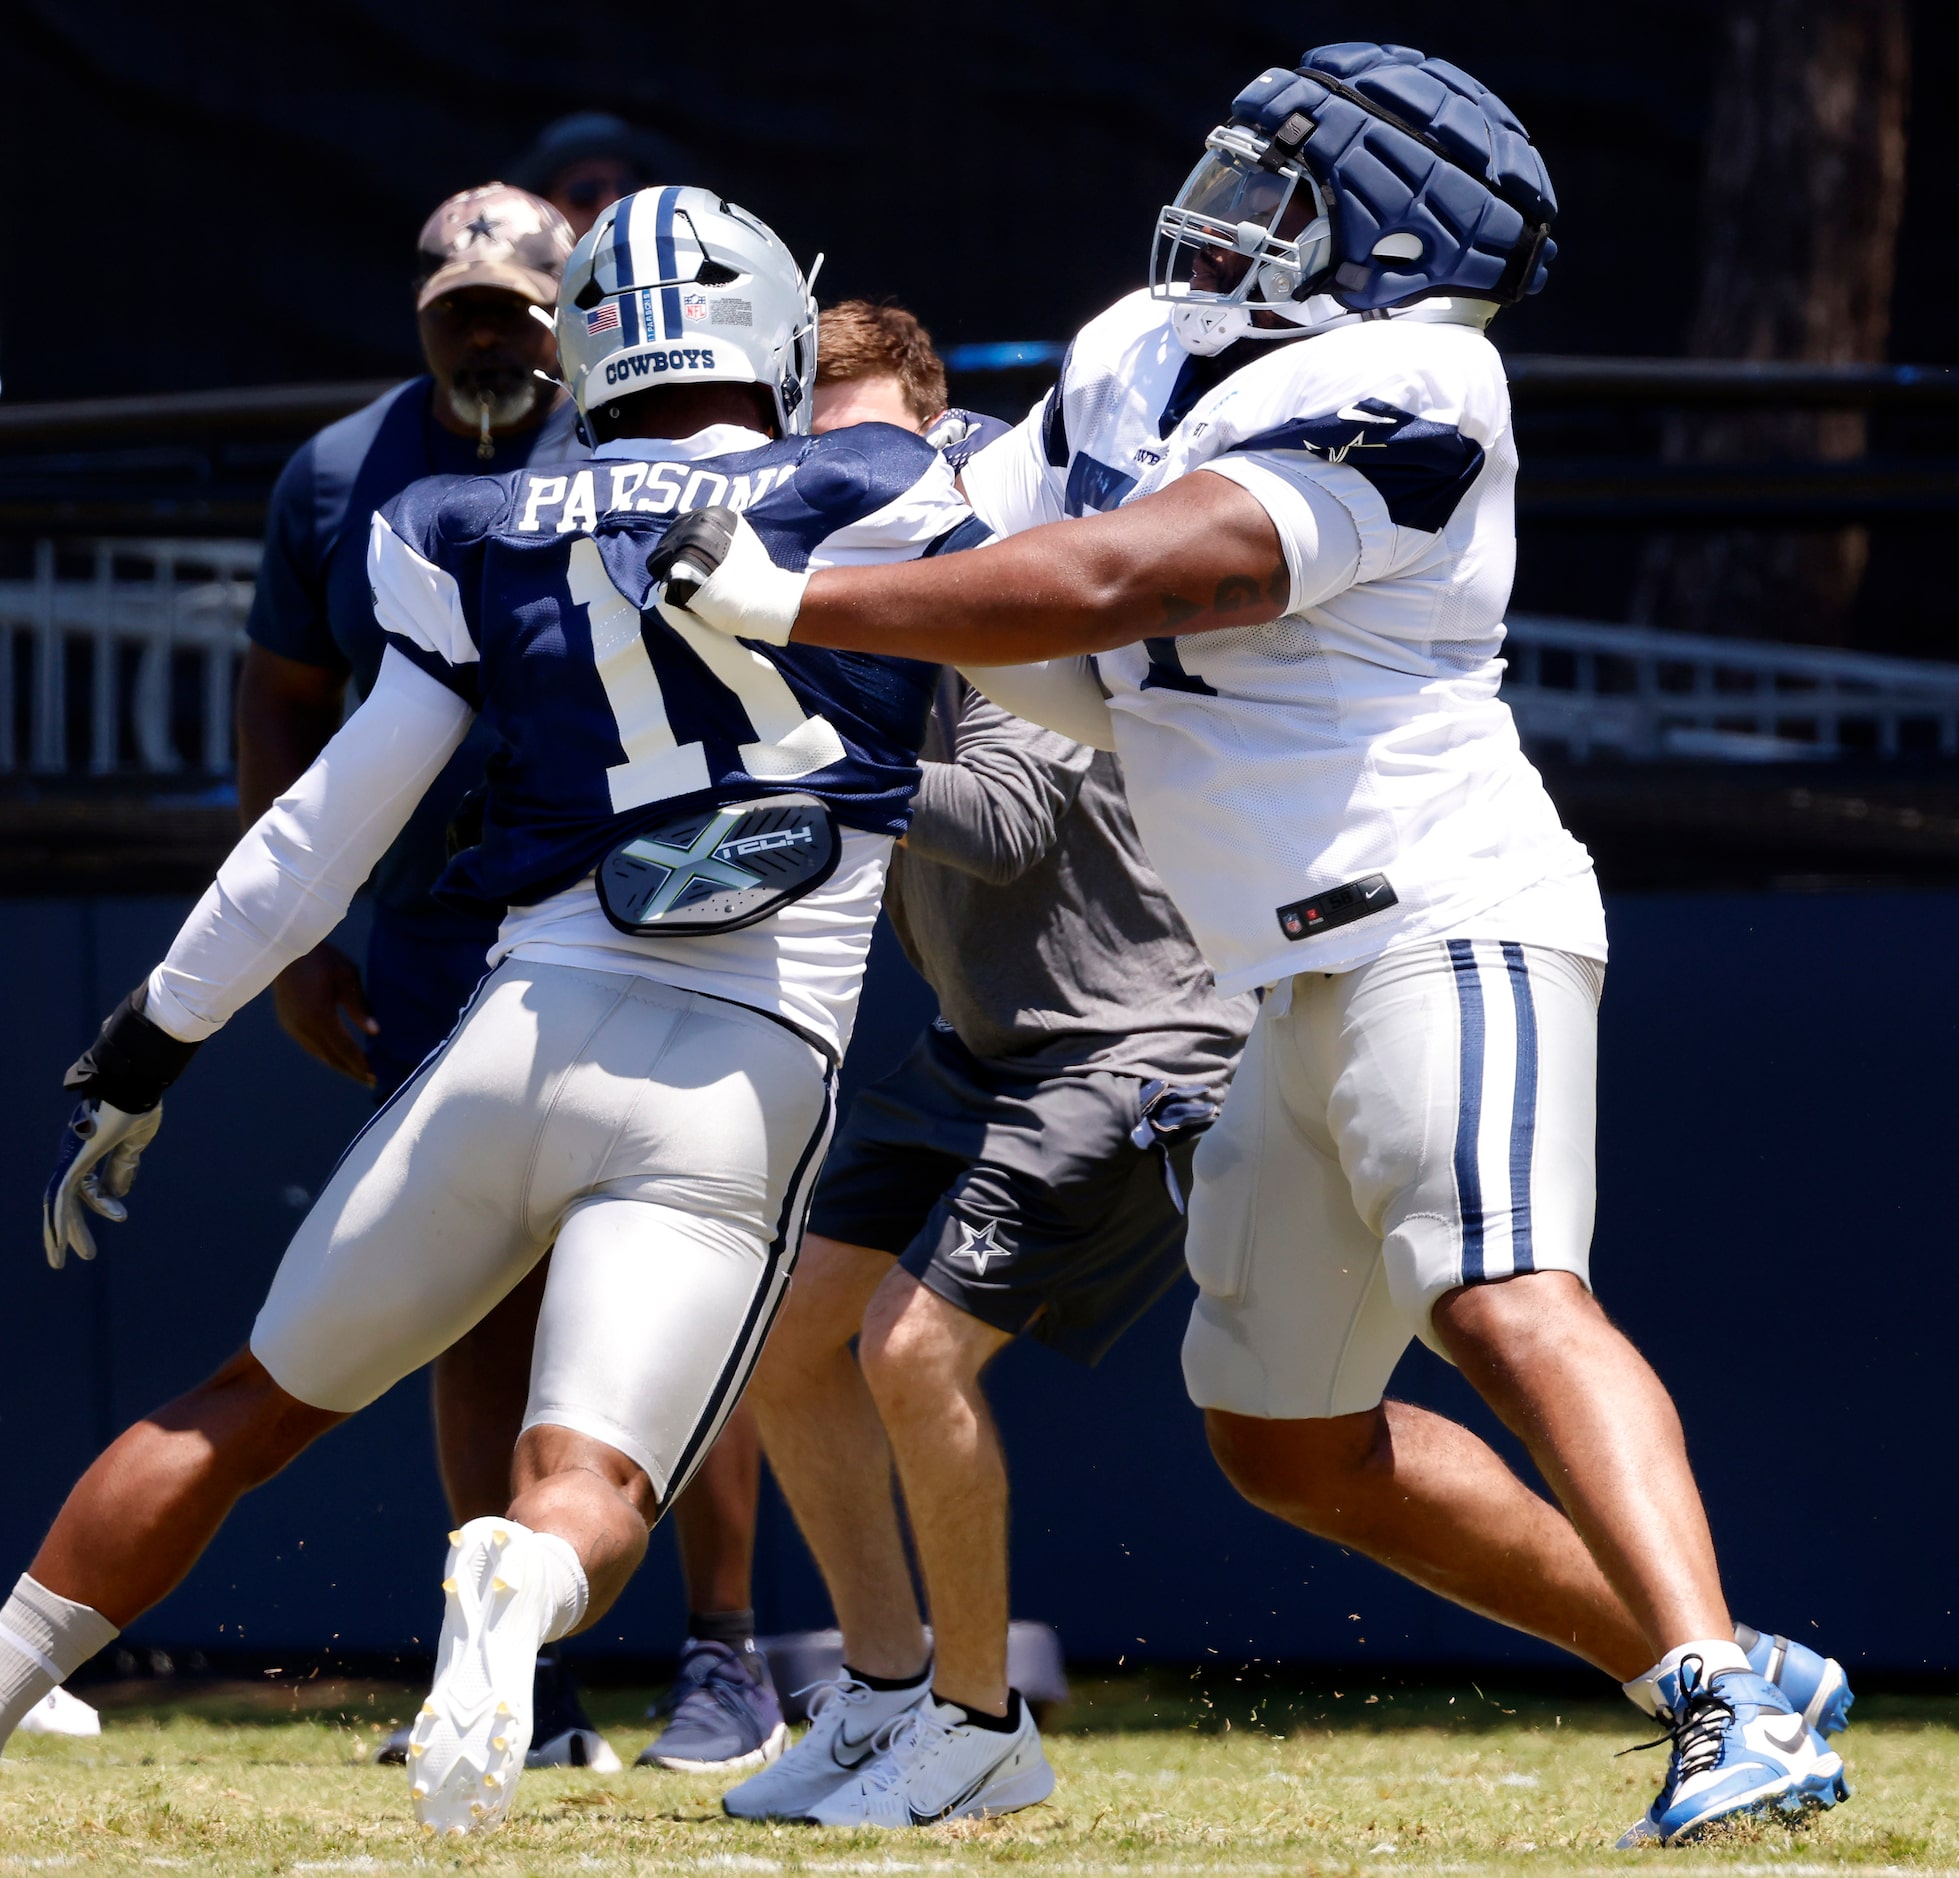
[42,1099,163,1269]
[651,506,808,647]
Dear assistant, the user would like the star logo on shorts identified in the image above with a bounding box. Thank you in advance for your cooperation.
[954,1217,1009,1274]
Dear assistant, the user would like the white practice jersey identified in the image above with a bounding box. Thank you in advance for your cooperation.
[962,290,1605,996]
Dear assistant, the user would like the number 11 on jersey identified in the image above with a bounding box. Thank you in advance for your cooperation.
[569,538,844,814]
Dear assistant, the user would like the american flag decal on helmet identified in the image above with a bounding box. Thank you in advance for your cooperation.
[585,302,621,334]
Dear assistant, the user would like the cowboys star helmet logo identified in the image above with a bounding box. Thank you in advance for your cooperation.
[954,1217,1009,1274]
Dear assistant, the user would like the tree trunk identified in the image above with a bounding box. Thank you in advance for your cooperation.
[1634,0,1910,644]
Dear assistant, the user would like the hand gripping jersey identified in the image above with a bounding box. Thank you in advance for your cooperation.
[961,290,1604,996]
[369,420,981,1052]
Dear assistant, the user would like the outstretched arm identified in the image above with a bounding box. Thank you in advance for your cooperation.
[146,646,475,1042]
[657,470,1295,665]
[44,647,475,1268]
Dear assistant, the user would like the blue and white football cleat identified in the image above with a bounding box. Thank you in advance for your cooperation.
[1617,1655,1848,1847]
[1737,1623,1853,1738]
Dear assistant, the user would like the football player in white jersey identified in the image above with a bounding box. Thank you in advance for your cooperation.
[651,44,1854,1844]
[7,190,982,1837]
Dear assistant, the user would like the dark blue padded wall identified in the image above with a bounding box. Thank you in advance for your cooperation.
[0,892,1952,1674]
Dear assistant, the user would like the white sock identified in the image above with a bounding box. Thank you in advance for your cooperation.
[0,1575,119,1746]
[1623,1636,1753,1714]
[528,1530,588,1645]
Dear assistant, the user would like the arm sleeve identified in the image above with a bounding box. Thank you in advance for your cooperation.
[902,687,1094,887]
[245,442,348,671]
[957,394,1067,539]
[958,656,1116,751]
[143,647,476,1042]
[1195,456,1366,615]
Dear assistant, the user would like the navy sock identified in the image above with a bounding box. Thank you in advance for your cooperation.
[688,1608,755,1650]
[846,1659,932,1693]
[938,1688,1021,1732]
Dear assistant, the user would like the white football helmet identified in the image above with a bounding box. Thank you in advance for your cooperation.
[555,187,819,435]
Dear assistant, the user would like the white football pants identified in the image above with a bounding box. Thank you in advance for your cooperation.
[251,960,834,1500]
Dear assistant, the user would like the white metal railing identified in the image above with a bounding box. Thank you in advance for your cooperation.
[1503,613,1959,763]
[0,540,257,776]
[3,547,1958,777]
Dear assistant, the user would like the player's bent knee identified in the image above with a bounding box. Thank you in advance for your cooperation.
[513,1423,660,1527]
[164,1346,347,1476]
[1432,1269,1598,1368]
[1205,1406,1390,1520]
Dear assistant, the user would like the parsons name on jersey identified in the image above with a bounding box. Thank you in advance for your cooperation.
[369,422,983,916]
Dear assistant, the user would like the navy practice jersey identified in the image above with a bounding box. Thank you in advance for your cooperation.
[249,375,582,912]
[369,422,982,915]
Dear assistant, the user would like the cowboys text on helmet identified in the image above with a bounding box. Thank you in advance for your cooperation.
[554,187,820,435]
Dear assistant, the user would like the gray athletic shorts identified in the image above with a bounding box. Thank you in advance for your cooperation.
[251,959,834,1500]
[1182,939,1601,1421]
[807,1023,1199,1365]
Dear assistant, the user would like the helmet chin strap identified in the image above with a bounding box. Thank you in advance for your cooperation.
[1170,290,1498,356]
[1169,291,1348,356]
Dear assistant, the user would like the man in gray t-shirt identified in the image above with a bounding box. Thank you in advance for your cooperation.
[733,311,1252,1829]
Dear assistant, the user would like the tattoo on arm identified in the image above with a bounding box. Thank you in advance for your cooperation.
[1154,558,1291,634]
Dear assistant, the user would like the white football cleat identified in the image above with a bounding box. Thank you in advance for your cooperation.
[803,1692,1054,1827]
[407,1519,556,1836]
[15,1685,102,1737]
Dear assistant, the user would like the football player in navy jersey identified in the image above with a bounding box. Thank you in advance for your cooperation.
[651,47,1855,1845]
[12,189,977,1839]
[242,178,773,1776]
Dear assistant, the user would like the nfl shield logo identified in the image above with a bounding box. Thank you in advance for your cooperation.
[682,292,708,322]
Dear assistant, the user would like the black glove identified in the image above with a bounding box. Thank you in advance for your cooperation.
[63,985,202,1114]
[43,986,201,1269]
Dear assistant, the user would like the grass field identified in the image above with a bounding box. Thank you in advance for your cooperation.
[3,1674,1954,1875]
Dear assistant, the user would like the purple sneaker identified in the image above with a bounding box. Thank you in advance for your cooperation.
[638,1638,788,1774]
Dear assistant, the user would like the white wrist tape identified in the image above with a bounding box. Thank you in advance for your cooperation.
[667,512,808,646]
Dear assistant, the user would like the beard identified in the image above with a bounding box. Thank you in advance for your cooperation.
[447,366,542,432]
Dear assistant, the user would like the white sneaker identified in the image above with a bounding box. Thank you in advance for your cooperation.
[804,1693,1054,1827]
[15,1686,101,1737]
[722,1671,929,1820]
[529,1725,622,1772]
[407,1519,556,1836]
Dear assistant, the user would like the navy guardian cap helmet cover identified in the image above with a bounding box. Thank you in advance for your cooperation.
[1153,41,1557,353]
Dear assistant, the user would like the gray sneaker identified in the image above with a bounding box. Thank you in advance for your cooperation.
[721,1671,928,1818]
[640,1638,787,1774]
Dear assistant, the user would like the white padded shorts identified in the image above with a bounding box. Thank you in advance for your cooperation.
[251,959,834,1500]
[1182,939,1601,1421]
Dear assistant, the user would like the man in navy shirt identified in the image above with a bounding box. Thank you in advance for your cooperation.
[241,181,581,1100]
